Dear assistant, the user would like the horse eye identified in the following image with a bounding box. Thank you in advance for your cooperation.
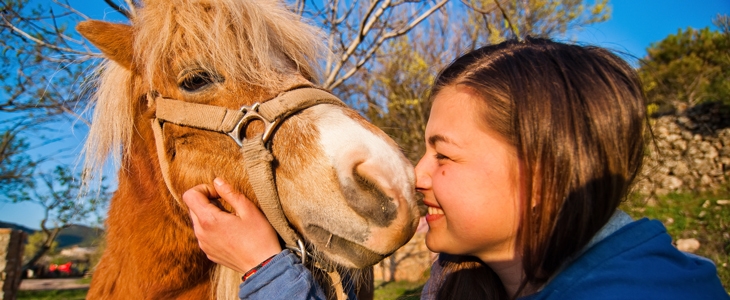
[178,71,217,92]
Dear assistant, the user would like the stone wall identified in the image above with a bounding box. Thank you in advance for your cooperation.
[0,229,26,300]
[636,102,730,195]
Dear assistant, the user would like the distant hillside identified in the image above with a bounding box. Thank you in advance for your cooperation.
[0,221,103,248]
[57,224,104,248]
[0,221,35,234]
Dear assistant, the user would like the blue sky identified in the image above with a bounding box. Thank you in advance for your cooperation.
[1,0,728,230]
[573,0,729,63]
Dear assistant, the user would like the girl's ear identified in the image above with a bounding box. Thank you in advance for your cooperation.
[77,20,134,70]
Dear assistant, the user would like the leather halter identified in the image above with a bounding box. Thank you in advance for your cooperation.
[147,87,349,298]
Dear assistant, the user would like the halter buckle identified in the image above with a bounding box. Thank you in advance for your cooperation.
[227,103,280,147]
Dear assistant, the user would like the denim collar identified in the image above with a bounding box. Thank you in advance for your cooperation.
[537,209,633,292]
[581,209,634,254]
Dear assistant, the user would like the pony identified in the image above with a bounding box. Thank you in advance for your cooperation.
[77,0,421,299]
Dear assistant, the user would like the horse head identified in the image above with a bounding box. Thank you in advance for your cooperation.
[78,0,420,298]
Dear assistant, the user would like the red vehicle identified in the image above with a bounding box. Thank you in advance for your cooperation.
[48,262,73,275]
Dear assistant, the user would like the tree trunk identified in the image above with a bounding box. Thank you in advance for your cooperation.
[21,227,63,271]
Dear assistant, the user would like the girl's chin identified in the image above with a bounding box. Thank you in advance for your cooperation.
[424,235,438,253]
[424,230,446,253]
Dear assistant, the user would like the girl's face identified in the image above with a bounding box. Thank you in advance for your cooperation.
[415,85,522,263]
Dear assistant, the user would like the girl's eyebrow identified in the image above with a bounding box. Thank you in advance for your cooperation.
[428,134,461,148]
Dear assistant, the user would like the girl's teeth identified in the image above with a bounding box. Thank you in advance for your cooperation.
[428,207,444,215]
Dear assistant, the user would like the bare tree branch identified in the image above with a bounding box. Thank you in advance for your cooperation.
[493,0,521,41]
[324,0,388,88]
[459,0,496,14]
[103,0,132,19]
[323,0,448,89]
[0,14,96,56]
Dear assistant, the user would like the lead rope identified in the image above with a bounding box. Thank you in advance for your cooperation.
[149,88,350,300]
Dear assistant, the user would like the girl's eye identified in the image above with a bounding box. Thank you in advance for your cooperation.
[435,153,449,161]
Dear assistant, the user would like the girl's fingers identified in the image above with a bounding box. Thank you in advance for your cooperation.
[213,177,257,217]
[182,184,223,224]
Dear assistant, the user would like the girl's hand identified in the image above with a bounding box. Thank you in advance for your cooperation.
[183,177,282,274]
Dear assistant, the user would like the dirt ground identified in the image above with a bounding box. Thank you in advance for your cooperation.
[19,278,89,291]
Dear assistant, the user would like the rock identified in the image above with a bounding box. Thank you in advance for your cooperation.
[675,238,700,253]
[709,168,724,177]
[666,134,681,142]
[677,116,696,130]
[661,176,683,190]
[717,200,730,206]
[694,159,713,174]
[686,146,699,157]
[720,146,730,157]
[663,160,678,168]
[656,165,670,175]
[672,139,688,151]
[681,131,693,141]
[700,174,713,186]
[672,161,690,176]
[700,142,719,160]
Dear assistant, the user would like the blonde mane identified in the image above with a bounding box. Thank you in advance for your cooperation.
[83,0,325,180]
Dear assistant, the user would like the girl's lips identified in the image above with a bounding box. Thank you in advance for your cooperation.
[425,212,444,222]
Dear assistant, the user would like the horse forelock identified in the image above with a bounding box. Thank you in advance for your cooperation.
[135,0,324,89]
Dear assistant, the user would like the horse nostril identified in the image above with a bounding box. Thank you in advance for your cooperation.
[341,161,398,227]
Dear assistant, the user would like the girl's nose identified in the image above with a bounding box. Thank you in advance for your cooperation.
[414,155,431,191]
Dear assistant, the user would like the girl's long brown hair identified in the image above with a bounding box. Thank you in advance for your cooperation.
[423,38,646,299]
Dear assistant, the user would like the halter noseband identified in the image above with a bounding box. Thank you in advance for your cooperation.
[148,87,350,297]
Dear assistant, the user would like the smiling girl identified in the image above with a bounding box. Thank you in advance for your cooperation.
[416,38,727,299]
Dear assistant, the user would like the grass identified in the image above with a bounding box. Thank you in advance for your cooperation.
[16,289,87,300]
[374,280,426,300]
[621,188,730,293]
[15,280,423,300]
[17,282,428,300]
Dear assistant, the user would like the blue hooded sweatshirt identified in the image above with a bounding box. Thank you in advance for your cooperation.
[238,249,358,300]
[520,216,728,300]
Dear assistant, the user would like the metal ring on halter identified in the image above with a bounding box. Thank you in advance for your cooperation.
[286,239,309,265]
[227,102,280,147]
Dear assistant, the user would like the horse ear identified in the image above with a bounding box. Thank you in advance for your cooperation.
[77,20,134,70]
